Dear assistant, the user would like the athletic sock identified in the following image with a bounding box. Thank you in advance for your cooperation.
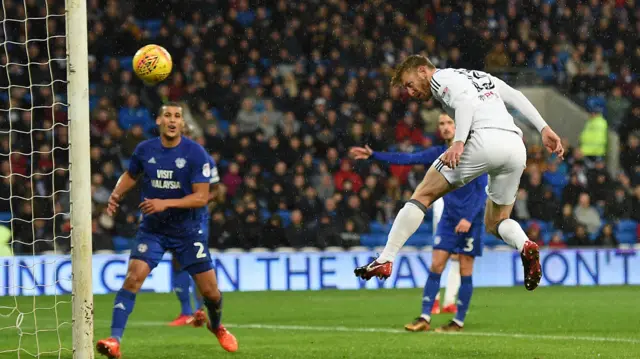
[172,269,193,316]
[420,272,442,322]
[379,201,426,262]
[497,219,528,252]
[454,276,473,326]
[111,289,136,342]
[443,259,461,307]
[204,293,223,329]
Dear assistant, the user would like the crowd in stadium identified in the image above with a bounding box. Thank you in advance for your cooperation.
[1,0,639,254]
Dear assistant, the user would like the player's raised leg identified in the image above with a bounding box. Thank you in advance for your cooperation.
[405,249,450,331]
[486,198,541,290]
[169,257,196,326]
[483,139,541,290]
[354,166,451,280]
[191,268,238,352]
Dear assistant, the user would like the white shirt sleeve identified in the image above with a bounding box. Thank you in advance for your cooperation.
[491,75,548,133]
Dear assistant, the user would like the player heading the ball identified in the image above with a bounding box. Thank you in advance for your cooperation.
[355,55,564,293]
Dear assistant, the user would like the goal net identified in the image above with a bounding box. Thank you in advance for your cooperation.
[0,0,93,358]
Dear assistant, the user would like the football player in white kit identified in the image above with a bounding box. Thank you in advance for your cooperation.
[355,55,564,291]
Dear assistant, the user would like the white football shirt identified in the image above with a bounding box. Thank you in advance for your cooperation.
[429,68,548,143]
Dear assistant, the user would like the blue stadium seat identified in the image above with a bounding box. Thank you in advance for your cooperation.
[216,119,230,133]
[359,233,387,247]
[0,212,11,223]
[617,232,636,244]
[369,221,387,234]
[616,220,638,233]
[118,56,134,71]
[406,234,432,247]
[112,236,133,252]
[482,233,503,247]
[416,222,432,234]
[277,210,291,227]
[260,209,271,222]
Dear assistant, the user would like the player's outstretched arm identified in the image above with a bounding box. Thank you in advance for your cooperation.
[107,172,138,216]
[491,76,548,133]
[349,145,445,165]
[492,76,564,158]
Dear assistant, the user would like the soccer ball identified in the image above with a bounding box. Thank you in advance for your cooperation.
[132,44,172,85]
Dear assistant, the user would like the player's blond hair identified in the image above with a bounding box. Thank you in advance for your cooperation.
[390,55,435,87]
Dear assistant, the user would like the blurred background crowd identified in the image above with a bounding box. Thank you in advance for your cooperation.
[0,0,639,255]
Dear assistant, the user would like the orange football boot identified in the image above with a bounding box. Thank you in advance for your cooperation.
[431,299,441,314]
[168,314,195,326]
[441,304,457,314]
[96,337,121,359]
[208,324,238,352]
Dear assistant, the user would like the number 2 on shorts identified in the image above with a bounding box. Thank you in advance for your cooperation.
[194,242,207,258]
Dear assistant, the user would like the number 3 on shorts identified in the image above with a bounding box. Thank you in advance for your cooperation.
[463,238,474,252]
[194,242,207,258]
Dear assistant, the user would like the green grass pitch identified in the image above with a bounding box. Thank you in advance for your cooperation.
[1,286,638,358]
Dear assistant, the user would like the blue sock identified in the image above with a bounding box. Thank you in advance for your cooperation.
[191,278,204,310]
[454,276,473,326]
[421,272,442,319]
[204,293,223,329]
[111,289,136,342]
[172,269,193,316]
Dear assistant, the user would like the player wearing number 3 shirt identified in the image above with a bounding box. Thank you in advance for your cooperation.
[355,56,565,298]
[97,103,237,359]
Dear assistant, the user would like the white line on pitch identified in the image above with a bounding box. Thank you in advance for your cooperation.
[95,320,640,344]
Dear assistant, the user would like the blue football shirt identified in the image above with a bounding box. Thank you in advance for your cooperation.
[128,136,211,237]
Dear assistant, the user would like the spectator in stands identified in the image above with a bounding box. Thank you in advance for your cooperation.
[567,224,592,247]
[605,186,633,221]
[555,203,578,234]
[579,107,608,160]
[260,215,286,250]
[547,232,567,249]
[606,87,631,131]
[236,98,260,134]
[574,193,602,235]
[595,223,618,248]
[621,134,640,176]
[632,186,640,222]
[118,94,154,136]
[526,222,543,247]
[485,42,511,72]
[315,214,341,249]
[285,209,309,248]
[333,160,362,193]
[512,189,531,222]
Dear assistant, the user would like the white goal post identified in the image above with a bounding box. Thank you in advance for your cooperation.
[66,0,94,357]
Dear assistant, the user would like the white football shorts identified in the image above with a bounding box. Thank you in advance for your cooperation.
[433,128,526,205]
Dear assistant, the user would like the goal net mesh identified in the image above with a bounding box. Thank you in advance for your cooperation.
[0,0,73,357]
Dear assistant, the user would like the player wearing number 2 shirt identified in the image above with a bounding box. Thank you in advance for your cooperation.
[355,55,564,300]
[97,103,237,359]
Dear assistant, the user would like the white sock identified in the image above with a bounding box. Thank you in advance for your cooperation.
[443,260,460,307]
[420,313,431,323]
[497,219,528,252]
[378,202,425,262]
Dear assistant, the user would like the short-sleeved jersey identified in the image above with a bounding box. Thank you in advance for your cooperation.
[128,136,211,238]
[429,68,523,137]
